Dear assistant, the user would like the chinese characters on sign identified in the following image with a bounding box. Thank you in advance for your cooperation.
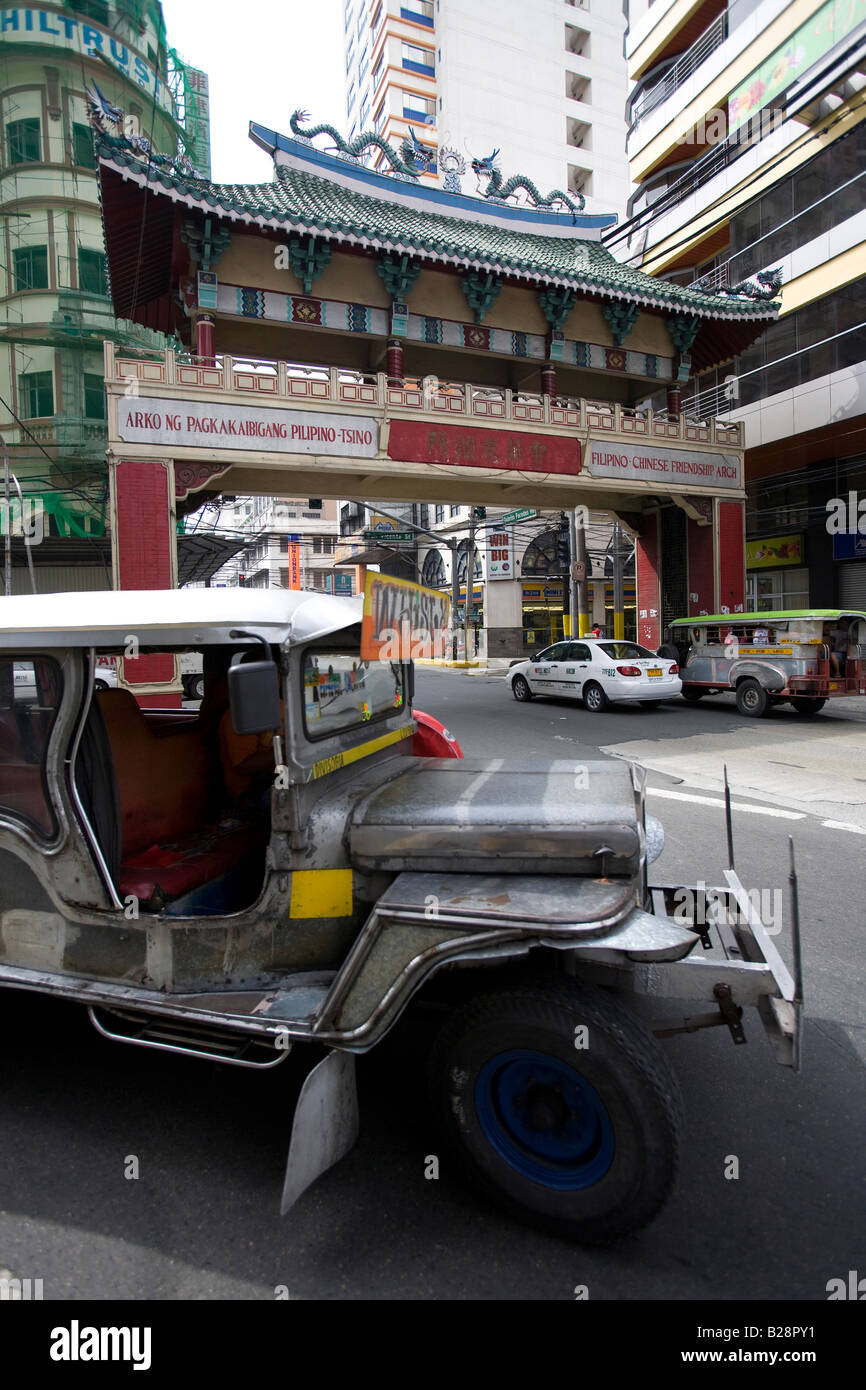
[387,421,582,476]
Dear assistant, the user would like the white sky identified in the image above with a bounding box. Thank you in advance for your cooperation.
[162,0,347,183]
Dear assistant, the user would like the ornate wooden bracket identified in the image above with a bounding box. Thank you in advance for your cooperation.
[180,215,232,273]
[667,314,701,355]
[377,252,421,300]
[538,287,577,330]
[174,460,231,500]
[602,300,641,347]
[286,234,333,295]
[460,271,502,324]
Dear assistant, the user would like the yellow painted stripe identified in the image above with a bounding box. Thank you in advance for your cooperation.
[311,722,414,780]
[290,868,354,919]
[780,242,866,315]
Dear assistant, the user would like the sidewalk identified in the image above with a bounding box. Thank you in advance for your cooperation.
[415,659,510,677]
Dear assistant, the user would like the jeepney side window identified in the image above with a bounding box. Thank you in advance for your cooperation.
[302,650,404,739]
[0,657,62,838]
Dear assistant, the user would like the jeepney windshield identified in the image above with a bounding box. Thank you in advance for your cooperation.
[302,651,404,738]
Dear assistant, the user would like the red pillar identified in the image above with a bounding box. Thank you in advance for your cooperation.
[111,459,181,707]
[635,512,661,648]
[666,382,682,416]
[386,337,403,385]
[716,499,746,615]
[195,313,215,364]
[687,516,714,616]
[541,362,557,397]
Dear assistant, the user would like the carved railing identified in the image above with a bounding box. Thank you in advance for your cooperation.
[105,345,744,447]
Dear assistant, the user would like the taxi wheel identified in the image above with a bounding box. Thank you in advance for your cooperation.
[641,700,661,710]
[94,678,109,692]
[512,675,533,702]
[582,682,608,713]
[429,981,683,1243]
[791,698,826,715]
[735,678,769,717]
[681,688,703,703]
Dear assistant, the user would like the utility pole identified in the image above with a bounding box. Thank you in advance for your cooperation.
[2,433,10,597]
[463,506,478,663]
[573,510,590,637]
[612,521,625,640]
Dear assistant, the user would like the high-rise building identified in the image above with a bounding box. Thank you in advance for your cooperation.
[343,0,631,212]
[617,0,866,611]
[0,1,208,592]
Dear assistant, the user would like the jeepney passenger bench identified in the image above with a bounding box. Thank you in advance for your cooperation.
[97,689,265,909]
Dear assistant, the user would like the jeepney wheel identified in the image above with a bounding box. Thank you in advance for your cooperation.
[582,682,608,713]
[681,687,703,703]
[791,697,825,715]
[735,678,769,717]
[512,675,533,702]
[190,674,205,701]
[429,982,683,1243]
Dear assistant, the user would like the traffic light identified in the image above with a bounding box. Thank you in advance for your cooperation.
[556,519,570,572]
[473,506,486,520]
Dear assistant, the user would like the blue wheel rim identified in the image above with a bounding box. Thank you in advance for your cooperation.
[474,1050,615,1190]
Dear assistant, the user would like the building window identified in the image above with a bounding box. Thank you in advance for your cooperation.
[421,549,446,587]
[77,248,108,296]
[449,504,460,517]
[18,370,53,418]
[83,373,106,420]
[401,1,434,25]
[7,117,41,165]
[401,90,436,123]
[71,123,96,169]
[401,41,435,75]
[12,245,48,291]
[313,535,335,554]
[435,504,444,523]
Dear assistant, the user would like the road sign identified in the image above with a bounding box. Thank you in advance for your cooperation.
[500,508,538,525]
[572,560,586,579]
[364,530,414,544]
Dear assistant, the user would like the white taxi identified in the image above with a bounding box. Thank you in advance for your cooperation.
[508,639,682,712]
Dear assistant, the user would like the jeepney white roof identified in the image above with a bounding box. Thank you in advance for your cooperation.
[0,588,364,649]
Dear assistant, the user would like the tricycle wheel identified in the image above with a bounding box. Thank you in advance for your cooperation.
[790,697,825,715]
[429,981,683,1243]
[511,674,532,702]
[735,677,769,717]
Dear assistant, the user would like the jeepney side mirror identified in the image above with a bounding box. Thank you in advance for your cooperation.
[228,652,281,735]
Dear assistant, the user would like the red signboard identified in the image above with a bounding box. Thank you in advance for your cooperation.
[286,542,301,590]
[387,421,581,475]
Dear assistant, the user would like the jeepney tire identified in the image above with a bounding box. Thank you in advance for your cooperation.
[681,687,703,703]
[735,677,769,717]
[429,981,683,1244]
[791,697,825,715]
[582,681,608,713]
[511,675,533,702]
[190,674,205,701]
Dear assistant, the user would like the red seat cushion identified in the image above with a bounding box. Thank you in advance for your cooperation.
[118,820,263,902]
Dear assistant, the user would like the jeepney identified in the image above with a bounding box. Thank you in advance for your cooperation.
[0,586,802,1243]
[665,610,866,717]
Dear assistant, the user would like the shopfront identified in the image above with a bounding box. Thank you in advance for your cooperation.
[745,534,809,612]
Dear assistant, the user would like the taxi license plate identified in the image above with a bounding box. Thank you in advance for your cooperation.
[647,668,662,678]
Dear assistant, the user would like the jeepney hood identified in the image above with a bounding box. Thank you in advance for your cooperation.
[349,758,643,876]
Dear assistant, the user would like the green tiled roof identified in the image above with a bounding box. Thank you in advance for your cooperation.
[97,135,776,324]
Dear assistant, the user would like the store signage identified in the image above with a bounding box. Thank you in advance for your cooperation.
[285,542,301,590]
[388,421,581,475]
[833,532,866,561]
[486,527,514,580]
[746,534,803,568]
[1,9,176,116]
[586,440,741,490]
[117,398,379,457]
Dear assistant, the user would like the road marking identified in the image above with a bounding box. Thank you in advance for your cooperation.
[647,787,805,819]
[821,818,866,835]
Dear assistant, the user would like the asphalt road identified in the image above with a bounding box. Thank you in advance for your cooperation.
[0,673,863,1301]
